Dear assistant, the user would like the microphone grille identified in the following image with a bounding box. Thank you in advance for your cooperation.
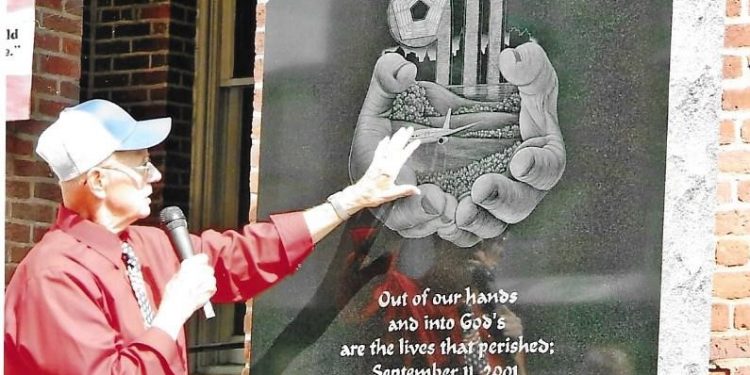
[160,206,186,224]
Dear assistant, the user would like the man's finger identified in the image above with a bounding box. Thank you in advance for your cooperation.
[192,253,208,262]
[372,136,390,162]
[400,138,420,163]
[382,184,421,201]
[388,126,413,155]
[182,253,208,268]
[382,137,419,178]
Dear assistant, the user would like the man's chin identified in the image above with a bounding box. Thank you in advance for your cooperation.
[138,206,152,219]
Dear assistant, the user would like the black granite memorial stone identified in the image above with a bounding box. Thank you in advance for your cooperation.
[253,1,671,374]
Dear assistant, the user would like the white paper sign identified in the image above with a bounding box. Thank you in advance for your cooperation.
[4,8,35,75]
[5,1,35,121]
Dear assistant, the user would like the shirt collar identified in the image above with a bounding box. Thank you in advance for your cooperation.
[53,205,130,269]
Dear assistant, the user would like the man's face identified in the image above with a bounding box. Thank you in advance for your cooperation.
[100,149,161,222]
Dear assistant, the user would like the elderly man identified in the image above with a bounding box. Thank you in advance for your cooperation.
[4,99,420,374]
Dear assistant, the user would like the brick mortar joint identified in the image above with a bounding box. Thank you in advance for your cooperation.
[99,51,168,57]
[713,147,750,155]
[34,52,83,61]
[89,69,163,75]
[6,241,34,248]
[34,52,81,62]
[99,17,168,23]
[714,263,750,272]
[716,172,750,183]
[711,330,750,338]
[715,236,750,242]
[109,83,169,88]
[35,28,80,38]
[5,221,51,230]
[32,92,79,102]
[713,298,746,305]
[169,20,195,27]
[35,30,82,41]
[712,359,750,372]
[8,154,50,162]
[7,199,60,206]
[726,17,750,25]
[37,7,83,20]
[721,113,750,120]
[717,178,750,185]
[714,205,750,211]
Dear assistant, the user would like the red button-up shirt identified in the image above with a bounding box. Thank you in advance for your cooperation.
[5,205,314,374]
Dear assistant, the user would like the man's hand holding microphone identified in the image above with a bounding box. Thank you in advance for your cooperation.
[151,254,217,339]
[152,206,217,339]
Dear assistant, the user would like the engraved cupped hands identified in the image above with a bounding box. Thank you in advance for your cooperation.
[349,44,565,247]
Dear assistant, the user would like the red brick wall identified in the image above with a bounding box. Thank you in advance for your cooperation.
[80,0,196,220]
[250,2,265,218]
[243,2,266,372]
[711,0,750,373]
[5,0,83,284]
[163,0,196,213]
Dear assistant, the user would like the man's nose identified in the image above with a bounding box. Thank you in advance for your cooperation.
[146,163,162,183]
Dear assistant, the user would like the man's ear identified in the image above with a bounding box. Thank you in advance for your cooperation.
[85,168,108,199]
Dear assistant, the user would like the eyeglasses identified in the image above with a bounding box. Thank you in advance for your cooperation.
[99,159,159,183]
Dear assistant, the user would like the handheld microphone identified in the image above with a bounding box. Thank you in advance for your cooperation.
[160,206,215,319]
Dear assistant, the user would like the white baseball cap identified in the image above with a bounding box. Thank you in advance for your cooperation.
[36,99,172,181]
